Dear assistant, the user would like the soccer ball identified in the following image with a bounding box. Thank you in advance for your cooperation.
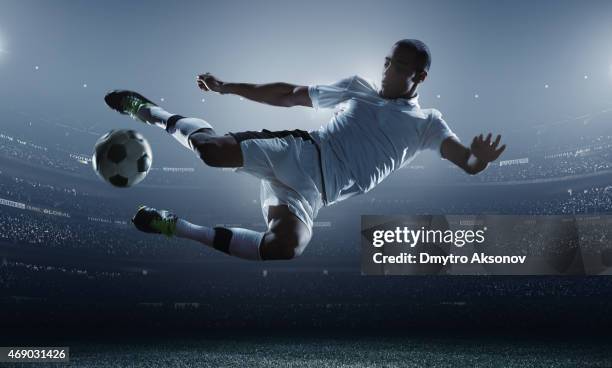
[92,129,152,187]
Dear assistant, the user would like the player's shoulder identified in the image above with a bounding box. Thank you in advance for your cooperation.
[405,107,442,125]
[419,107,444,120]
[328,74,377,94]
[350,75,378,93]
[417,107,451,132]
[419,107,455,136]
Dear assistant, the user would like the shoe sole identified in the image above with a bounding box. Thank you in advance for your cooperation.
[104,90,157,115]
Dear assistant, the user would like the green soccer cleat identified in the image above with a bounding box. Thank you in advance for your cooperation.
[131,205,178,237]
[104,90,159,126]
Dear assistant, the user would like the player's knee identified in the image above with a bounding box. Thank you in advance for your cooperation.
[193,137,223,167]
[284,236,307,259]
[192,135,243,168]
[263,231,309,260]
[278,240,307,260]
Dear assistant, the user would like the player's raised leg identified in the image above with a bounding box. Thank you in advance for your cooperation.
[104,90,214,149]
[104,90,243,168]
[131,204,310,261]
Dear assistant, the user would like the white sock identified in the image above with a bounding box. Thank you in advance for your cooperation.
[227,227,265,261]
[169,117,213,150]
[175,218,215,244]
[136,105,214,150]
[175,219,264,261]
[135,105,173,127]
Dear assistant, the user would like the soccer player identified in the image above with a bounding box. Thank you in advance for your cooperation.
[104,39,506,261]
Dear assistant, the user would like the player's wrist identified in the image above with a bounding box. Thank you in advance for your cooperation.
[469,150,489,163]
[218,82,232,95]
[468,151,489,171]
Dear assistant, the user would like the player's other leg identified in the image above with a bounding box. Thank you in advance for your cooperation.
[132,204,310,260]
[104,90,243,167]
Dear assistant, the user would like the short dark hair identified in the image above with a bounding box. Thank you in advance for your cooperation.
[394,39,431,72]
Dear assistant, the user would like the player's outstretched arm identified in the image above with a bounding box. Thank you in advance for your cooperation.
[441,133,506,175]
[197,73,312,108]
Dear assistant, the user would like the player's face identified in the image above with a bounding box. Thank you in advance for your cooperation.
[380,45,424,99]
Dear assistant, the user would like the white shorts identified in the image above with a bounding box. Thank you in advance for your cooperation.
[228,129,325,233]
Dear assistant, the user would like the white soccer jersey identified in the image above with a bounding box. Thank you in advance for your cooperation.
[308,75,459,205]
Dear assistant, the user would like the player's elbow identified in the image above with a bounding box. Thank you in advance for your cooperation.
[277,95,297,107]
[280,86,311,108]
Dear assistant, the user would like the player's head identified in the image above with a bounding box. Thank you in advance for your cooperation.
[380,39,431,99]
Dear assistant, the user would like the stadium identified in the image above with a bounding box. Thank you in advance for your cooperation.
[2,106,612,365]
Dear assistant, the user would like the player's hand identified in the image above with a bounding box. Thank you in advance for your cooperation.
[197,73,226,94]
[470,133,506,163]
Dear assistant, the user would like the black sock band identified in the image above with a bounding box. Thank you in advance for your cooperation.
[212,227,233,254]
[166,114,186,132]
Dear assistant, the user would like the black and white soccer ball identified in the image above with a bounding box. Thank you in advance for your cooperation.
[92,129,152,188]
